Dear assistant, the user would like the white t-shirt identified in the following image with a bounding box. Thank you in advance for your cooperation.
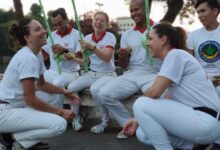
[159,49,220,112]
[43,27,81,72]
[187,25,220,77]
[85,31,116,72]
[121,25,161,72]
[0,46,45,107]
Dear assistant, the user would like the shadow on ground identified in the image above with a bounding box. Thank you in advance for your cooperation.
[45,120,154,150]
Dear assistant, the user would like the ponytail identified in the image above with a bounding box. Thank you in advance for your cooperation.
[173,26,188,50]
[152,22,188,50]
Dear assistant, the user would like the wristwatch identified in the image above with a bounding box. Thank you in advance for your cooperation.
[64,48,69,53]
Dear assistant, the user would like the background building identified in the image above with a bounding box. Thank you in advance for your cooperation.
[116,17,134,33]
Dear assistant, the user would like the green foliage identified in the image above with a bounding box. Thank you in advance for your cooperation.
[26,3,46,28]
[0,27,15,56]
[0,9,16,26]
[124,0,196,24]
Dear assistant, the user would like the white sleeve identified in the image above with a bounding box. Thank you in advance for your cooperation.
[159,51,185,84]
[18,56,39,80]
[105,33,116,48]
[187,32,195,51]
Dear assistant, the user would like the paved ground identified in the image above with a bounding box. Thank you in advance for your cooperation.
[45,122,154,150]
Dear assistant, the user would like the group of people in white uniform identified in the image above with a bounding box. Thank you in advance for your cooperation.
[0,0,220,149]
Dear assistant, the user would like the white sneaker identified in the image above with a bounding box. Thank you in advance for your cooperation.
[72,116,83,132]
[90,121,110,134]
[116,131,130,139]
[12,142,25,150]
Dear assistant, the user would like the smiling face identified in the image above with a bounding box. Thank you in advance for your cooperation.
[129,0,146,26]
[51,14,68,34]
[196,2,218,28]
[25,20,47,48]
[92,13,108,34]
[147,29,164,58]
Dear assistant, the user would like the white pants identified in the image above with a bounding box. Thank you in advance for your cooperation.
[0,91,67,149]
[44,69,79,87]
[67,71,117,117]
[134,97,220,150]
[90,76,116,123]
[35,90,64,108]
[215,86,220,98]
[99,70,157,127]
[44,69,79,108]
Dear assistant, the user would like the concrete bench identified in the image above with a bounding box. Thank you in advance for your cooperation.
[76,89,142,127]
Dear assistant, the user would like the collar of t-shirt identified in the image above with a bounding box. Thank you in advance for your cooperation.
[56,26,73,38]
[133,19,154,33]
[92,31,106,43]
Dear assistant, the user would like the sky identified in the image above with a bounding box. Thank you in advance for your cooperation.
[0,0,130,19]
[0,0,203,31]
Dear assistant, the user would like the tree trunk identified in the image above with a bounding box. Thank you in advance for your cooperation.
[13,0,24,21]
[160,0,184,23]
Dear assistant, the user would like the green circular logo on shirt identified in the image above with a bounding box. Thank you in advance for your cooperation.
[198,41,220,63]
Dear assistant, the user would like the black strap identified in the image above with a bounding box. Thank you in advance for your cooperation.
[194,107,220,120]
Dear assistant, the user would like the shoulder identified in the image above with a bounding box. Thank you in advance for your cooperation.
[71,28,80,35]
[105,32,116,39]
[16,47,36,59]
[166,49,189,60]
[12,47,37,66]
[84,33,92,40]
[188,27,204,37]
[121,28,136,38]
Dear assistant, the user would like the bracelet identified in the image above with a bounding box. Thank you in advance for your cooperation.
[64,48,69,53]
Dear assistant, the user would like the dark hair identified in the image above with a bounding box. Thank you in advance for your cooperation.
[8,18,32,50]
[195,0,220,14]
[152,22,188,50]
[51,8,67,20]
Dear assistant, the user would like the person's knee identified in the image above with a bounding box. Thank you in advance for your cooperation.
[136,127,151,145]
[53,80,65,87]
[90,84,100,97]
[67,82,78,93]
[215,86,220,97]
[51,117,67,135]
[99,87,114,104]
[133,97,153,116]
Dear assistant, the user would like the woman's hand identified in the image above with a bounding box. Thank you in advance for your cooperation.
[52,44,66,54]
[80,40,95,51]
[63,52,75,60]
[58,109,74,121]
[63,89,80,105]
[121,118,138,136]
[118,47,132,57]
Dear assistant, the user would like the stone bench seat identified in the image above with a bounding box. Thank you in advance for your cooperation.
[74,89,142,127]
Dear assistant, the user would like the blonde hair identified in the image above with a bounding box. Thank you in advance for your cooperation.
[93,11,109,24]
